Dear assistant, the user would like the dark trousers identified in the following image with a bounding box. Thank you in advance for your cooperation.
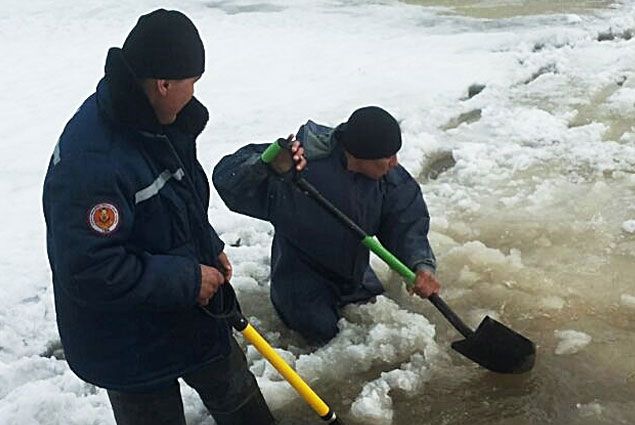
[271,266,384,344]
[107,337,275,425]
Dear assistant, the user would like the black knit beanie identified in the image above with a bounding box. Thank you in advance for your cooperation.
[122,9,205,79]
[336,106,402,159]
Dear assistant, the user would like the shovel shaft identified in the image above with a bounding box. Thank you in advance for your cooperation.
[428,294,474,338]
[362,236,474,338]
[361,236,416,287]
[295,178,367,238]
[230,315,342,423]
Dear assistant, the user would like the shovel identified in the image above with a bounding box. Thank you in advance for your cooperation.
[201,283,345,424]
[261,141,536,374]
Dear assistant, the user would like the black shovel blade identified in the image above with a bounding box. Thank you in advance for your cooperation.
[451,316,535,374]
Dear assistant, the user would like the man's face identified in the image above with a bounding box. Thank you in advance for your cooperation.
[148,76,199,125]
[353,154,399,180]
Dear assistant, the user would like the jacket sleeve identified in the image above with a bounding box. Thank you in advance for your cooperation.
[212,143,285,221]
[377,167,437,274]
[43,153,201,312]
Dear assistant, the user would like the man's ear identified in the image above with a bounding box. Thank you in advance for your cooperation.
[155,79,170,96]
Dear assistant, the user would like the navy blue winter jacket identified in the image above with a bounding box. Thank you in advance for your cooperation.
[42,48,230,392]
[212,121,436,300]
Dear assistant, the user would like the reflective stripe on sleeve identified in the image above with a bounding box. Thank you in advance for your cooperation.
[53,139,61,165]
[134,168,184,204]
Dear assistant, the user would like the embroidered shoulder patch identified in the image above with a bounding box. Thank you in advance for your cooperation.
[89,203,120,235]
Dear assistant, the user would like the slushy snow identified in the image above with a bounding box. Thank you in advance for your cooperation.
[554,330,592,355]
[622,220,635,233]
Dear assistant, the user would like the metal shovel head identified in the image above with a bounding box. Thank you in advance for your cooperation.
[450,316,536,374]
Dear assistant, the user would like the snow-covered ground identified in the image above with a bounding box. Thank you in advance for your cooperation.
[1,1,635,424]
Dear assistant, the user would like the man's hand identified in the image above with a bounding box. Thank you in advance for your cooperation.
[198,264,226,306]
[270,134,307,174]
[217,251,233,281]
[411,269,441,299]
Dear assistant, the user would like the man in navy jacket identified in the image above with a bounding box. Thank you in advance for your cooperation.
[43,9,274,425]
[213,106,440,345]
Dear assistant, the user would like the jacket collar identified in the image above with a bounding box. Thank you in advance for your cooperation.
[97,47,209,138]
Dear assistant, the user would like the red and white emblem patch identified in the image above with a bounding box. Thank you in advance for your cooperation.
[89,203,120,235]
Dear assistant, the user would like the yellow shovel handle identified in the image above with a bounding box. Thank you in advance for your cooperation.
[241,324,338,422]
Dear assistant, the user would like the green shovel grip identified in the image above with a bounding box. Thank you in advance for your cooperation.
[260,141,283,164]
[362,236,416,288]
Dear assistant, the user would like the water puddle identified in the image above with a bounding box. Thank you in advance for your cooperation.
[402,0,618,19]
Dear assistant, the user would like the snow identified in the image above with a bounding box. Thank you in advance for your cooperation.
[2,0,635,424]
[620,294,635,308]
[295,297,437,383]
[554,330,592,355]
[622,220,635,233]
[350,353,430,424]
[539,296,566,310]
[576,401,604,417]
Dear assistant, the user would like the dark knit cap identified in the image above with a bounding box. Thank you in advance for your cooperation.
[336,106,402,159]
[122,9,205,79]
